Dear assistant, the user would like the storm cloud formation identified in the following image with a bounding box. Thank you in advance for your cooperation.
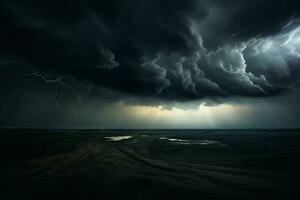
[1,0,300,127]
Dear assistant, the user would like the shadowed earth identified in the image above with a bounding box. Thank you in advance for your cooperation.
[0,129,300,200]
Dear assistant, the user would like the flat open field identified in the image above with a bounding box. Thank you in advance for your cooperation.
[0,129,300,200]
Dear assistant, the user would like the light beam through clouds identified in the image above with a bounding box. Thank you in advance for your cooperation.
[121,104,248,129]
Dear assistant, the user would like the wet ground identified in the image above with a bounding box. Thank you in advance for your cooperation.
[0,129,300,200]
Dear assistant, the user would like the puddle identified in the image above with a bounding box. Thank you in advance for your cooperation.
[159,137,222,145]
[105,136,133,141]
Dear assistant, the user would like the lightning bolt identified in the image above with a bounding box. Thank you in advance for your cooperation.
[1,60,82,112]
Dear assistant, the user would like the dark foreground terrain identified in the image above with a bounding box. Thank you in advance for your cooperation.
[0,129,300,200]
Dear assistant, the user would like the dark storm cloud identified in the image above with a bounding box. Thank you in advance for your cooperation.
[1,0,300,104]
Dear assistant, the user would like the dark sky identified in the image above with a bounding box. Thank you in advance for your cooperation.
[1,0,300,128]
